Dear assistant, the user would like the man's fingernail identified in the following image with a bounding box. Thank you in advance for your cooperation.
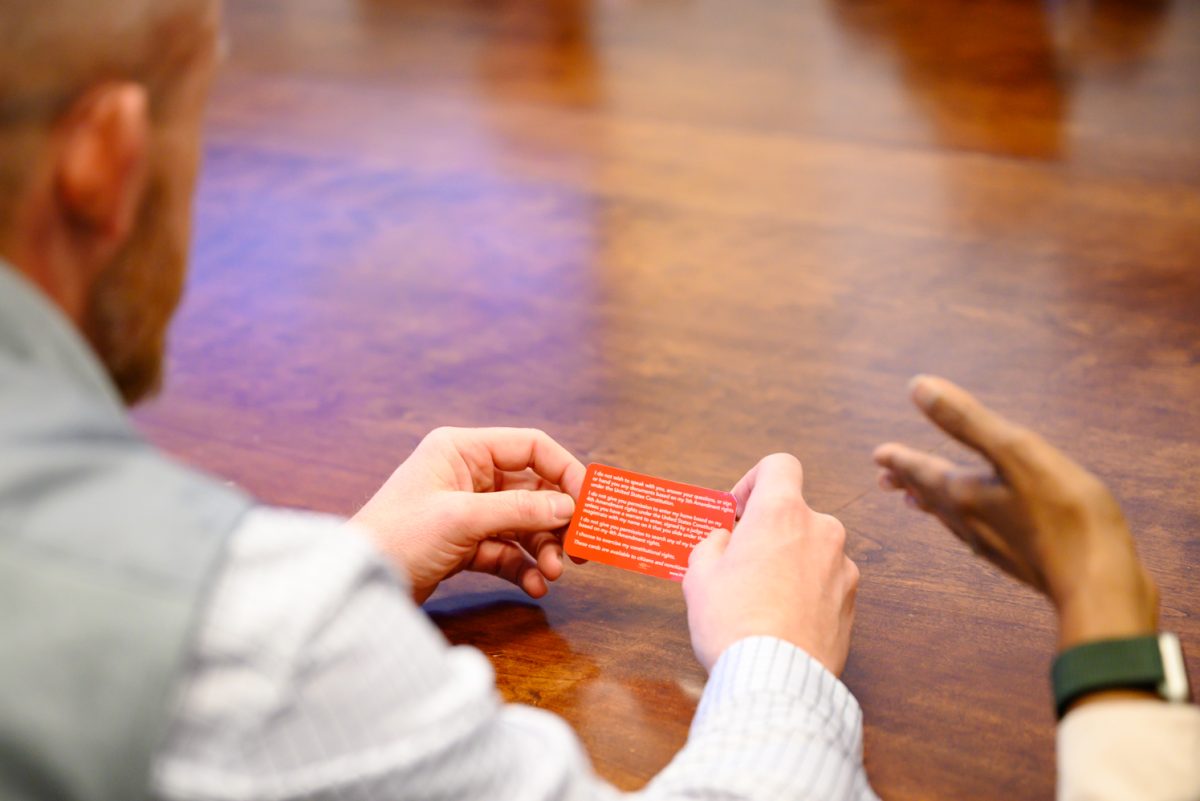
[552,494,575,520]
[909,374,937,410]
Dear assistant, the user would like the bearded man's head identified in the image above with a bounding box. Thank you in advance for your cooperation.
[0,0,221,403]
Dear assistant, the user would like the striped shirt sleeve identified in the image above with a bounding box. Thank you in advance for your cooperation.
[151,506,878,801]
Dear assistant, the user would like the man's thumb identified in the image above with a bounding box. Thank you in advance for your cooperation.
[462,489,576,538]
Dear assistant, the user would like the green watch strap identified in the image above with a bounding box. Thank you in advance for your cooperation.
[1052,634,1163,720]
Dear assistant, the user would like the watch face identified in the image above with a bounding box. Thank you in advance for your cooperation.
[1159,633,1192,703]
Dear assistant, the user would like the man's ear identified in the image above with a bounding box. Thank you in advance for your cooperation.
[55,83,150,251]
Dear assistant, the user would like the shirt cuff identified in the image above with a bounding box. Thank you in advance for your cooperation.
[1058,700,1200,801]
[694,636,864,758]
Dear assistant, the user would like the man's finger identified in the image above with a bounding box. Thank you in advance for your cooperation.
[684,528,731,590]
[494,468,554,493]
[461,489,575,538]
[516,529,565,581]
[449,428,587,498]
[872,443,957,508]
[908,376,1036,474]
[689,527,731,568]
[877,468,902,490]
[730,453,805,520]
[467,539,547,598]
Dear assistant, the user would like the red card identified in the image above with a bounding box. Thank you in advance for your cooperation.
[564,464,737,581]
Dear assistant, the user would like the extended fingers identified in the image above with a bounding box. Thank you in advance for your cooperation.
[873,443,956,503]
[874,443,1002,514]
[908,376,1045,477]
[874,441,1042,582]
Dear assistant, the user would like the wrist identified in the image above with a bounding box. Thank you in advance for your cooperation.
[1052,632,1190,718]
[349,512,431,602]
[1055,568,1158,651]
[1061,687,1159,714]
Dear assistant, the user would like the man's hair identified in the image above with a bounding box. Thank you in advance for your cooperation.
[0,0,215,234]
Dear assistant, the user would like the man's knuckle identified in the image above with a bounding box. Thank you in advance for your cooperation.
[1076,478,1126,528]
[844,555,861,585]
[751,491,793,518]
[820,514,847,546]
[426,426,458,444]
[946,473,980,508]
[756,453,803,483]
[511,490,540,522]
[763,452,801,470]
[1077,473,1113,503]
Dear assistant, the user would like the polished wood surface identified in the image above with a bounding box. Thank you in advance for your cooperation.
[134,1,1200,798]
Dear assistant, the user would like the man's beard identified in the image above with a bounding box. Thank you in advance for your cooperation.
[81,173,188,406]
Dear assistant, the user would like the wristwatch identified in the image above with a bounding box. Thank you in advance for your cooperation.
[1052,632,1192,720]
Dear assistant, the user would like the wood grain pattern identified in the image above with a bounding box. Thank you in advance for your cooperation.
[133,1,1200,797]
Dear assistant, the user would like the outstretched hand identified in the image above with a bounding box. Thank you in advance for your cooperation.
[874,375,1158,650]
[352,427,586,604]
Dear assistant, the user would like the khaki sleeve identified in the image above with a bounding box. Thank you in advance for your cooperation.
[1058,700,1200,801]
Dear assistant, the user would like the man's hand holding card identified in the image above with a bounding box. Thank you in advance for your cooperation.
[562,457,859,676]
[354,427,858,680]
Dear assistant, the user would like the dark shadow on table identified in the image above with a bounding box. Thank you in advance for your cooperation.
[426,590,607,711]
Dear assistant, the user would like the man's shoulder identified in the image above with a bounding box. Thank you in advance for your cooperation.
[0,371,253,801]
[0,366,252,588]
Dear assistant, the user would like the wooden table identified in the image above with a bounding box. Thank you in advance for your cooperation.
[135,1,1200,798]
